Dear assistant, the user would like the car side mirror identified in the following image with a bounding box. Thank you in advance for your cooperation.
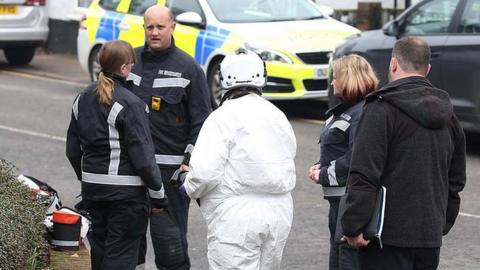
[176,12,204,28]
[383,20,400,38]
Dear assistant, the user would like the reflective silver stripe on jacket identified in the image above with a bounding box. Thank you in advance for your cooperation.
[155,154,183,165]
[322,186,346,197]
[325,115,333,126]
[153,78,191,88]
[51,240,79,247]
[127,72,142,86]
[340,113,352,121]
[72,95,80,120]
[149,187,165,199]
[107,102,124,175]
[327,160,339,186]
[329,119,350,132]
[82,172,144,186]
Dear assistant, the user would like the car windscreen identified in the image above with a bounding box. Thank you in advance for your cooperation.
[206,0,325,23]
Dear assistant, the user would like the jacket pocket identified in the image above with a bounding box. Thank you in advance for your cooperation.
[149,87,186,127]
[158,87,184,105]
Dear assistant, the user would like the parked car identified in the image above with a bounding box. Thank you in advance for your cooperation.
[332,0,480,132]
[0,0,49,65]
[77,0,359,104]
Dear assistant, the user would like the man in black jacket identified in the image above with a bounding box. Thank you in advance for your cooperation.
[128,5,211,270]
[341,37,466,270]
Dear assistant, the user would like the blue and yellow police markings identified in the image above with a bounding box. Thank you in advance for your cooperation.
[95,11,126,41]
[195,25,230,66]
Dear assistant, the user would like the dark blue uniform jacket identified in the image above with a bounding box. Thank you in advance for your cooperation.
[66,75,162,201]
[318,101,363,197]
[129,39,211,168]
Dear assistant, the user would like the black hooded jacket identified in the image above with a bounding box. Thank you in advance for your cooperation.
[341,76,466,248]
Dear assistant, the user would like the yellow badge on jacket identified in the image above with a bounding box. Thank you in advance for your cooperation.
[151,96,161,111]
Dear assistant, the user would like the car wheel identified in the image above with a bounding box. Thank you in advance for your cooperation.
[88,46,101,82]
[4,46,35,66]
[207,59,223,109]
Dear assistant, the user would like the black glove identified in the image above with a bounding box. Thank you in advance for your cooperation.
[150,198,168,209]
[169,169,188,186]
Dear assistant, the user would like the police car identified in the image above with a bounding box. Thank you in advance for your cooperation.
[77,0,359,103]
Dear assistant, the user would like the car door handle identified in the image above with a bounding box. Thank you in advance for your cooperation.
[118,23,130,31]
[431,51,441,58]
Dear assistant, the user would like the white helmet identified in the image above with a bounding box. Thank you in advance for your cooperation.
[220,48,267,91]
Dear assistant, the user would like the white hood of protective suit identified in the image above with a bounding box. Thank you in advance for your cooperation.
[184,93,296,213]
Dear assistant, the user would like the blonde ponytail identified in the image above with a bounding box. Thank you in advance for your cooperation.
[97,71,114,106]
[96,40,136,106]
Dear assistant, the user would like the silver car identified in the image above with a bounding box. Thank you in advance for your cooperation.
[0,0,48,65]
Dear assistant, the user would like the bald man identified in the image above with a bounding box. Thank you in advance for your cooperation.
[127,5,211,270]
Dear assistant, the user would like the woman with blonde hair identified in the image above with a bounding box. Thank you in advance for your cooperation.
[66,40,163,270]
[308,54,378,270]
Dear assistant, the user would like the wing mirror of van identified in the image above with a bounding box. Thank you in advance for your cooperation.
[383,20,400,38]
[176,12,205,28]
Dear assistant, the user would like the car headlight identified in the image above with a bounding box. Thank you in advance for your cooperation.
[245,43,293,64]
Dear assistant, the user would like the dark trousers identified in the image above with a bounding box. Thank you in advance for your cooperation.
[358,244,440,270]
[328,198,360,270]
[139,168,191,270]
[84,198,148,270]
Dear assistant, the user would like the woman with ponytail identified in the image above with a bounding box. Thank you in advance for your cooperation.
[66,40,164,270]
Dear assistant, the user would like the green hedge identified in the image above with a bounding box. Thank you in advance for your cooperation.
[0,160,49,270]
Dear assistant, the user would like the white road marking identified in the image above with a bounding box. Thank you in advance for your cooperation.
[0,69,87,87]
[459,212,480,219]
[294,118,325,125]
[0,124,66,142]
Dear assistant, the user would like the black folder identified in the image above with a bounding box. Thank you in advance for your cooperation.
[335,186,386,248]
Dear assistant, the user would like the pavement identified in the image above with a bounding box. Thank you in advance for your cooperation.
[49,244,91,270]
[0,50,90,268]
[0,49,90,85]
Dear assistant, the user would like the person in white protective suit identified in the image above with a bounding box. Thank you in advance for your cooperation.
[180,48,297,269]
